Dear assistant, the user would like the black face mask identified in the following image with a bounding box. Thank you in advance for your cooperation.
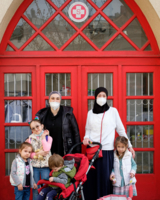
[93,87,110,114]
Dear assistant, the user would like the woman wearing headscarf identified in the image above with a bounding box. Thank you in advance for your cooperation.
[83,87,135,200]
[36,91,81,156]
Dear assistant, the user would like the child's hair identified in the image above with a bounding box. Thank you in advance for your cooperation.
[19,142,33,153]
[28,116,42,128]
[115,137,128,158]
[48,154,64,169]
[115,136,128,148]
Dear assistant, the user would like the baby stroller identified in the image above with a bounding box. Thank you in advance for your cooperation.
[37,142,102,200]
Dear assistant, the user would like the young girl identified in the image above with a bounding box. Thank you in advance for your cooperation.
[10,142,37,200]
[28,116,53,200]
[110,136,137,198]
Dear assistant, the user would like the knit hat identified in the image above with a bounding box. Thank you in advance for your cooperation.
[49,91,61,100]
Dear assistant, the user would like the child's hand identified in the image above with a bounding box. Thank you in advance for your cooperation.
[130,173,134,178]
[18,184,23,191]
[110,174,115,181]
[42,130,49,140]
[49,177,54,182]
[33,183,37,189]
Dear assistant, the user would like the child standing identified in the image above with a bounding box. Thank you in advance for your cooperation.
[37,154,76,200]
[28,116,53,200]
[110,136,137,198]
[10,142,37,200]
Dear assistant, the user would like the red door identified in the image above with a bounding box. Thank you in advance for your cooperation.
[122,66,160,200]
[0,66,36,200]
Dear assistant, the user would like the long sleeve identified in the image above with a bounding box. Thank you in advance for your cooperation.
[115,109,132,148]
[53,173,68,185]
[84,111,91,139]
[10,159,21,186]
[41,136,53,151]
[69,113,81,153]
[131,157,137,175]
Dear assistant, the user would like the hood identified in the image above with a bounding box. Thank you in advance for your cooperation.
[114,149,131,159]
[64,158,75,170]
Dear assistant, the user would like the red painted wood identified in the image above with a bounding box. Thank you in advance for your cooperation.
[0,0,159,199]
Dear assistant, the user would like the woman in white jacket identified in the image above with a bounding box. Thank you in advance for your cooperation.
[83,87,135,200]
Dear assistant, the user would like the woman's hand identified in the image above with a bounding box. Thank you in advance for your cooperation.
[36,150,49,156]
[128,147,135,159]
[83,138,91,146]
[41,130,49,140]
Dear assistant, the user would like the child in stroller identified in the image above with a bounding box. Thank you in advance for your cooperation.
[37,142,102,200]
[37,154,76,200]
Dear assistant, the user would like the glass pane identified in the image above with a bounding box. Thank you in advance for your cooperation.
[24,0,55,28]
[10,18,35,49]
[123,18,148,48]
[5,126,31,149]
[46,99,71,107]
[104,35,135,51]
[83,14,116,48]
[5,153,17,175]
[135,151,153,174]
[127,125,153,148]
[144,44,152,51]
[92,0,106,8]
[127,73,153,96]
[63,0,96,29]
[51,0,67,8]
[46,73,71,96]
[23,35,54,51]
[88,99,113,111]
[42,14,76,49]
[127,99,153,121]
[4,74,32,97]
[64,35,95,51]
[88,73,113,96]
[103,0,133,28]
[6,45,14,51]
[5,100,32,123]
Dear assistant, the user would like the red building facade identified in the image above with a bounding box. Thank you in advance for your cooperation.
[0,0,160,199]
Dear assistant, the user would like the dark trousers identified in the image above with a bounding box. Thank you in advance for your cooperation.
[37,187,57,200]
[83,150,114,200]
[14,186,30,200]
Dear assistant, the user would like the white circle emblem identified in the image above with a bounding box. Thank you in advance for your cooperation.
[68,2,89,23]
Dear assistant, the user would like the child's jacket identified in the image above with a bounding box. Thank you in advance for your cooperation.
[29,133,52,168]
[10,154,35,188]
[49,159,76,188]
[113,149,136,187]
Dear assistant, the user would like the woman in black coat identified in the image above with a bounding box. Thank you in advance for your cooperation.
[36,91,81,156]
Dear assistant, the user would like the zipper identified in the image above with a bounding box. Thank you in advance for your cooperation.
[62,112,70,155]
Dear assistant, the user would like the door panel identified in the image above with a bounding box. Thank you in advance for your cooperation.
[122,66,160,200]
[0,66,36,200]
[40,66,78,119]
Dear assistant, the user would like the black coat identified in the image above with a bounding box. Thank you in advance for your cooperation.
[36,106,81,154]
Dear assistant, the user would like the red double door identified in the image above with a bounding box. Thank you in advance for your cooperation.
[0,64,160,200]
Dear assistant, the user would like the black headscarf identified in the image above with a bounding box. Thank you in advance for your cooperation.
[93,87,110,114]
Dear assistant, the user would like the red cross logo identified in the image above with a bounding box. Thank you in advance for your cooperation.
[68,2,89,22]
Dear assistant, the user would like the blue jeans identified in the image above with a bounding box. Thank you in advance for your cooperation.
[37,187,57,200]
[32,167,50,200]
[14,186,30,200]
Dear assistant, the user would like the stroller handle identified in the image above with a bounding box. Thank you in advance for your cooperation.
[68,142,83,154]
[68,141,102,154]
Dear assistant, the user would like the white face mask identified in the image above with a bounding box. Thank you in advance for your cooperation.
[96,97,107,106]
[50,102,60,110]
